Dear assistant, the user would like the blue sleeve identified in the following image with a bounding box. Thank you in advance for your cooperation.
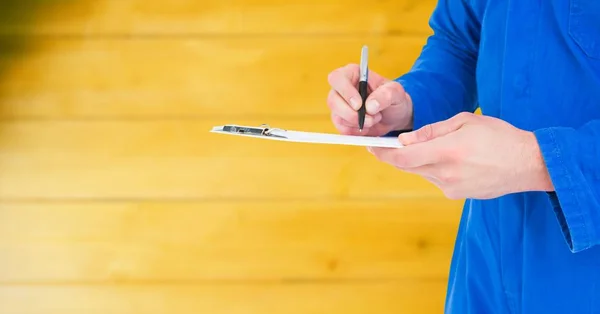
[394,0,482,130]
[534,122,600,253]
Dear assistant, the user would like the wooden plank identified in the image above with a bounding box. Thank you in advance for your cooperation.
[0,281,446,314]
[0,199,462,283]
[0,0,436,36]
[0,119,445,199]
[0,37,426,119]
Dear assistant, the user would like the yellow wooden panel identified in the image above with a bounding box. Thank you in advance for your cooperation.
[0,199,462,282]
[0,37,426,119]
[0,0,436,35]
[0,281,446,314]
[0,119,444,199]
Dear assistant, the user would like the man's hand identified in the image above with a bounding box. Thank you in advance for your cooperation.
[368,112,555,200]
[327,64,414,136]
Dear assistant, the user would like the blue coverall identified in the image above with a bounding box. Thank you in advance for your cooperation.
[395,0,600,312]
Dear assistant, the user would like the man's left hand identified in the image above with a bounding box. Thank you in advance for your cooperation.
[368,112,555,199]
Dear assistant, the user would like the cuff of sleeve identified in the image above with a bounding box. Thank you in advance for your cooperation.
[533,127,593,253]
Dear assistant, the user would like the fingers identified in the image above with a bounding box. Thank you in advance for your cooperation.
[328,89,382,129]
[332,112,381,136]
[367,142,441,169]
[327,64,362,110]
[364,80,407,115]
[400,164,438,180]
[367,145,457,190]
[367,145,444,178]
[327,64,388,111]
[327,64,393,136]
[399,112,475,145]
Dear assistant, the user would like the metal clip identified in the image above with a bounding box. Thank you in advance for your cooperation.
[222,124,268,136]
[221,124,287,138]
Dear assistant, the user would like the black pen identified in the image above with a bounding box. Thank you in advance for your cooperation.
[358,45,368,132]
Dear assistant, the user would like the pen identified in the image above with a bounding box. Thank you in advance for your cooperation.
[358,45,368,132]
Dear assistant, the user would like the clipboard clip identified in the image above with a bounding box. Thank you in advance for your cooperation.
[220,124,287,138]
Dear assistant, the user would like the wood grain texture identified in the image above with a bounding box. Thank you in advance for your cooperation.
[0,37,426,119]
[0,281,446,314]
[0,119,444,199]
[0,1,453,313]
[0,0,436,35]
[0,199,462,283]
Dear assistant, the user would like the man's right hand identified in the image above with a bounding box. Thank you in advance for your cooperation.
[326,64,414,136]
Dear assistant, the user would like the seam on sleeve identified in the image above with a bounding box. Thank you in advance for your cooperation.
[534,127,592,252]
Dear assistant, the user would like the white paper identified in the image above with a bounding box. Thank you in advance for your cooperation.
[210,125,403,148]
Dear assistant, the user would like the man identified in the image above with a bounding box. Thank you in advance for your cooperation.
[326,0,600,313]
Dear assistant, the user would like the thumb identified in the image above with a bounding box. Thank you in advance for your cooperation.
[398,112,474,145]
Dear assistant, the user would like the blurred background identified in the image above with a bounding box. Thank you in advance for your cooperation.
[0,0,465,313]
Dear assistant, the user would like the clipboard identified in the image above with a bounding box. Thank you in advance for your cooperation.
[210,124,403,148]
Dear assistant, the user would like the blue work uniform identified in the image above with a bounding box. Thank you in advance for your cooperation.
[395,0,600,313]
